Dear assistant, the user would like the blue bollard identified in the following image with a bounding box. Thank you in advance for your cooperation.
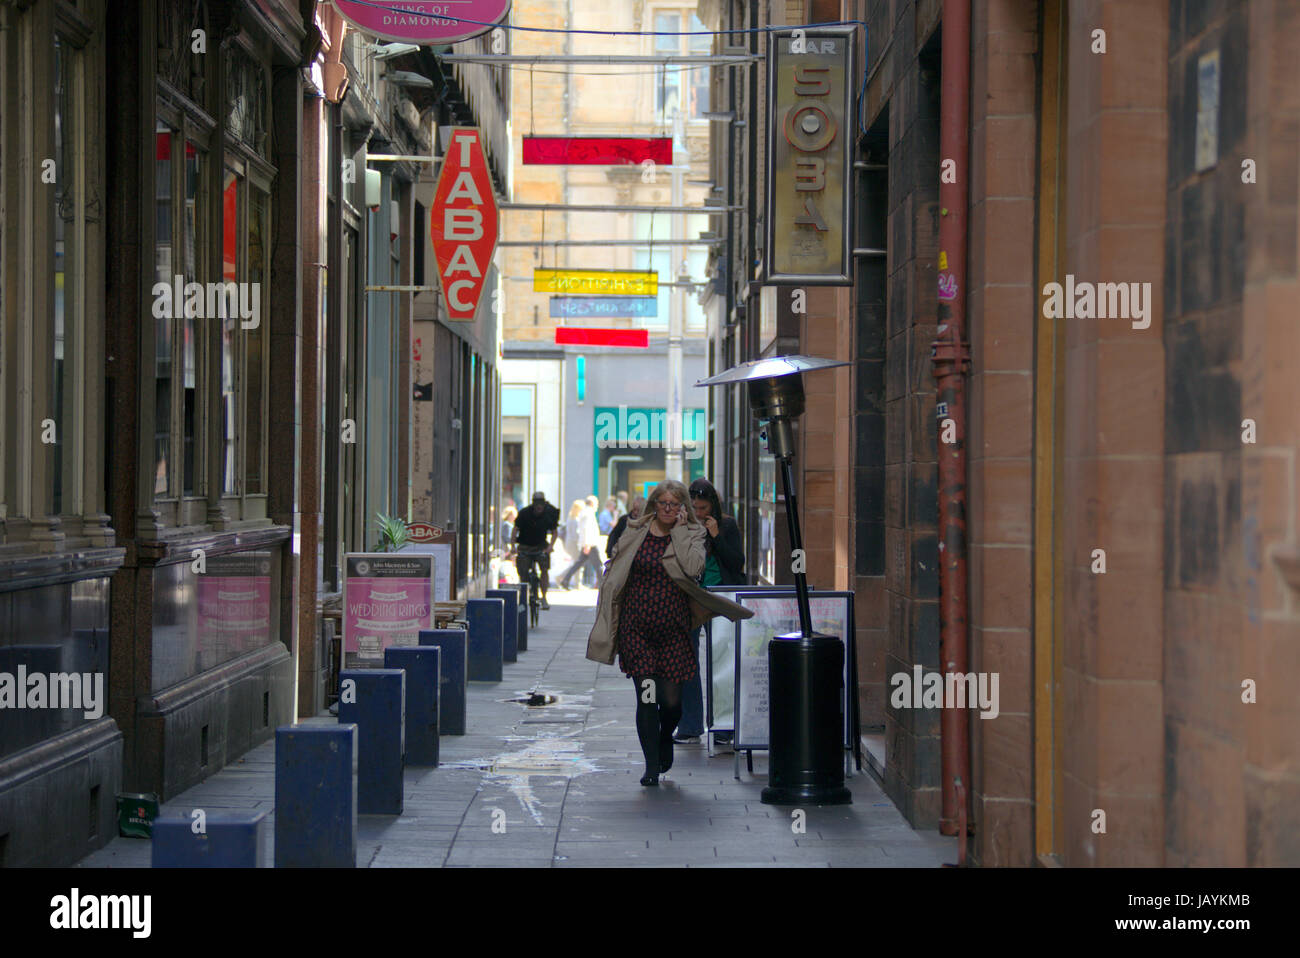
[485,589,519,662]
[153,809,270,868]
[337,670,405,815]
[275,724,357,867]
[509,581,528,652]
[465,598,505,682]
[417,629,467,735]
[383,646,440,767]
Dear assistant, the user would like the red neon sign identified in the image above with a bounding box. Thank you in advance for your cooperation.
[522,137,673,166]
[431,128,498,322]
[554,328,650,348]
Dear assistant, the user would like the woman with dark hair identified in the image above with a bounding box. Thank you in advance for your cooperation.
[688,478,746,587]
[585,479,753,786]
[671,477,746,744]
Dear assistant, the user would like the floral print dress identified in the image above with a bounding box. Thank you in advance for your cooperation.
[615,531,697,681]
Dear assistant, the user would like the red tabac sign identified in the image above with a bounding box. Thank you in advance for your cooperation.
[431,128,498,322]
[406,522,445,543]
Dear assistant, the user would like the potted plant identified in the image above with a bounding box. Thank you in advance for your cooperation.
[374,512,410,553]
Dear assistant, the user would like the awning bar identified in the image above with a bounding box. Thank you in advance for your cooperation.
[437,54,760,65]
[501,202,737,214]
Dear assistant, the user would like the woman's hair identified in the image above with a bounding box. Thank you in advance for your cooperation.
[503,505,517,521]
[688,477,724,521]
[568,500,585,519]
[628,495,646,518]
[604,497,617,509]
[636,479,697,527]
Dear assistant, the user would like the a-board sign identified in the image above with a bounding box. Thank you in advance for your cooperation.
[731,591,856,751]
[399,543,453,602]
[704,585,821,735]
[343,553,435,668]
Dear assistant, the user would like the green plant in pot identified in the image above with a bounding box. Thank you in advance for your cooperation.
[374,512,410,552]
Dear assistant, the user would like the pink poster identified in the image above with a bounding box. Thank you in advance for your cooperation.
[344,554,435,665]
[197,553,273,659]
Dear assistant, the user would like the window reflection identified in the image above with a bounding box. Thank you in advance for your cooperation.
[155,123,175,497]
[221,168,239,495]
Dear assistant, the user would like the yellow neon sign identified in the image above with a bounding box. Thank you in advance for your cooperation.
[533,269,658,296]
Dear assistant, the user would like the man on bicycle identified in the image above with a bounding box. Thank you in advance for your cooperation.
[512,491,560,610]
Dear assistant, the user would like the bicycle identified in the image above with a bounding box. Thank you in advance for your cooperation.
[516,544,548,628]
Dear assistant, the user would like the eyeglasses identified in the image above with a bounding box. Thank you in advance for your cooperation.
[656,500,682,511]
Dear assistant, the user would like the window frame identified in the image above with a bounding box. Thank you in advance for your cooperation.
[152,94,216,527]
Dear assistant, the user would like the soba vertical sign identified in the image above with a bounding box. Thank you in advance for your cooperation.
[764,26,856,285]
[331,0,511,43]
[431,128,499,321]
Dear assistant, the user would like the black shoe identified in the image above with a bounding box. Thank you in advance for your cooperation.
[640,772,659,787]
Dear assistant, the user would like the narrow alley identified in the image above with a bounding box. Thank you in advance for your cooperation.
[78,590,952,869]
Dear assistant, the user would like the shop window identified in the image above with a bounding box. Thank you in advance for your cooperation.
[154,97,216,520]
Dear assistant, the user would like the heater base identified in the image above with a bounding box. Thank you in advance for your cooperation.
[760,783,852,806]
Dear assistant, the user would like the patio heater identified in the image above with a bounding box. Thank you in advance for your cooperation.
[696,355,852,805]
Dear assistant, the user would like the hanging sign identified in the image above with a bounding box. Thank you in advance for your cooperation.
[431,127,498,322]
[522,136,673,166]
[533,269,657,295]
[764,26,856,285]
[550,296,658,319]
[331,0,511,44]
[554,328,650,347]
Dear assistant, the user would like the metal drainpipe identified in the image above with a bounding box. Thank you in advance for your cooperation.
[932,0,973,839]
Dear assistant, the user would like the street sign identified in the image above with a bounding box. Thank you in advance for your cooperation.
[331,0,510,44]
[533,269,658,295]
[431,128,498,322]
[522,136,672,166]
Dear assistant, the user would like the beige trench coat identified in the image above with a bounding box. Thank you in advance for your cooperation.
[585,512,754,666]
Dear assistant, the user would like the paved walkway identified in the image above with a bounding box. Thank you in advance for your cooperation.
[78,588,954,868]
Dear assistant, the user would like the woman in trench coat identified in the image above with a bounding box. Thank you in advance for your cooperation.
[586,479,754,786]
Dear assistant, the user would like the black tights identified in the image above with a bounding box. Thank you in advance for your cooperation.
[632,675,682,779]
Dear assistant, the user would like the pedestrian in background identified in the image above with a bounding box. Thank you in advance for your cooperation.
[597,497,619,534]
[606,495,645,558]
[559,498,604,589]
[616,491,629,517]
[674,478,746,745]
[585,479,753,786]
[582,496,603,586]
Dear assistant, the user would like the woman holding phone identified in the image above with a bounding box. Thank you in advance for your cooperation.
[585,479,753,786]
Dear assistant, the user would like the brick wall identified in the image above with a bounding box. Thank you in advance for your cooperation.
[1167,0,1300,867]
[861,0,944,828]
[1060,0,1169,867]
[965,0,1040,867]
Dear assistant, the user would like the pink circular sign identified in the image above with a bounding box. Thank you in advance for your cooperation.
[332,0,512,44]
